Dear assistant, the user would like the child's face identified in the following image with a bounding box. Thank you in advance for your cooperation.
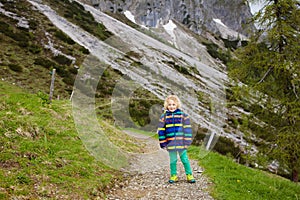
[167,99,177,112]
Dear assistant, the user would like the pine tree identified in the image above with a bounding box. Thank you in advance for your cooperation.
[229,0,300,182]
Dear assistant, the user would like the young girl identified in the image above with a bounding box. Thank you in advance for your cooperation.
[157,95,195,183]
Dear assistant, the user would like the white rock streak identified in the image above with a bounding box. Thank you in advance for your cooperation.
[0,3,29,29]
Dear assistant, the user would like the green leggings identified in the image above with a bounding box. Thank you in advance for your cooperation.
[168,150,192,176]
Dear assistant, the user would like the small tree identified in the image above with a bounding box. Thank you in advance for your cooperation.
[229,0,300,181]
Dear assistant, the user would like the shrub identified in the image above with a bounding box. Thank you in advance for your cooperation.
[8,63,23,72]
[53,55,73,66]
[68,67,78,75]
[63,12,73,19]
[34,58,56,69]
[79,46,89,54]
[29,19,38,30]
[54,30,75,45]
[62,76,75,85]
[28,44,42,54]
[222,38,239,49]
[241,40,248,47]
[174,64,190,75]
[213,136,241,158]
[17,41,29,48]
[10,32,29,43]
[54,65,69,77]
[203,42,231,64]
[0,21,10,33]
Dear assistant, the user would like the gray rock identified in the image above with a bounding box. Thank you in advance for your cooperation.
[87,0,255,38]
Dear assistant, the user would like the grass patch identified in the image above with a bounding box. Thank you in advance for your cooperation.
[189,146,300,200]
[0,81,139,199]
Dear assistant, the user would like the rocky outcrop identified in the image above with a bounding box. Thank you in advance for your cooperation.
[87,0,255,38]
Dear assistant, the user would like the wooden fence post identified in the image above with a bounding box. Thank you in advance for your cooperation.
[49,69,56,103]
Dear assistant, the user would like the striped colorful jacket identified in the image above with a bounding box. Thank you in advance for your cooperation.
[157,109,193,151]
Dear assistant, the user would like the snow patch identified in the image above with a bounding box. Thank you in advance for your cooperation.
[124,10,148,29]
[213,19,227,27]
[124,10,136,23]
[162,20,177,43]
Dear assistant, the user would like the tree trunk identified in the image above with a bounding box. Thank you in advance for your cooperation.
[292,168,299,182]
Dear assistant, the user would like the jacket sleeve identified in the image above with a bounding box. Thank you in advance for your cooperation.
[183,113,192,146]
[157,113,167,148]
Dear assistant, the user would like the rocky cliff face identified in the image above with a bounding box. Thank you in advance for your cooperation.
[88,0,255,38]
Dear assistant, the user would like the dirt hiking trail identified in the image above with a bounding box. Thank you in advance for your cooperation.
[106,130,214,200]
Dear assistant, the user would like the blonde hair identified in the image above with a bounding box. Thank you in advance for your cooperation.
[164,95,182,110]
